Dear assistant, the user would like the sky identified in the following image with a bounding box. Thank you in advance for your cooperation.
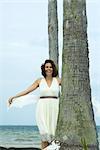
[0,0,100,125]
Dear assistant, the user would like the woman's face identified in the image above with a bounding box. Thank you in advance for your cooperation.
[45,63,53,77]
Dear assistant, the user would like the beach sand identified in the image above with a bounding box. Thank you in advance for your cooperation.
[0,147,41,150]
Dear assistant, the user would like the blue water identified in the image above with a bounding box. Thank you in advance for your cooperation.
[0,125,41,148]
[0,125,100,148]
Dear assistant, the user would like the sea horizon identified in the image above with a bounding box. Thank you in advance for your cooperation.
[0,124,100,127]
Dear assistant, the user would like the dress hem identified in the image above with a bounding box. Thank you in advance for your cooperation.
[40,133,55,142]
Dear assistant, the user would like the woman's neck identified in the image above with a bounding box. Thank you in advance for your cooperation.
[45,76,53,80]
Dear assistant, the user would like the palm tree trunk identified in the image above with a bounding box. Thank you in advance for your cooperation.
[48,0,59,68]
[55,0,99,149]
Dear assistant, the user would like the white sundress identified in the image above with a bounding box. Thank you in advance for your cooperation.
[8,77,60,143]
[36,77,60,142]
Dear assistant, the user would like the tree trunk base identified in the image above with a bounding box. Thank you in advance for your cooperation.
[59,143,99,150]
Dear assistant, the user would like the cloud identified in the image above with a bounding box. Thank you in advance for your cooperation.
[0,40,48,58]
[0,0,48,3]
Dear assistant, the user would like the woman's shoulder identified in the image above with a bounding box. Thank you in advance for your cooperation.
[55,77,61,85]
[35,77,43,84]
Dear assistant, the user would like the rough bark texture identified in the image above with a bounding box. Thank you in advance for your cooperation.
[48,0,59,68]
[55,0,99,149]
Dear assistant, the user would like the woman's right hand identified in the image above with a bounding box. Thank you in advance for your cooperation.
[8,97,15,106]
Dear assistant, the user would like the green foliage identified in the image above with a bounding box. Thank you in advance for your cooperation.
[81,137,88,150]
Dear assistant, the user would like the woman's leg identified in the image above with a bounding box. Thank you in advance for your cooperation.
[41,141,49,149]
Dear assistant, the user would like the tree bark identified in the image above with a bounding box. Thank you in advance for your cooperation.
[48,0,59,68]
[55,0,99,149]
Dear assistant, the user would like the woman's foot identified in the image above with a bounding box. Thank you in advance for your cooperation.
[42,140,61,150]
[41,141,49,149]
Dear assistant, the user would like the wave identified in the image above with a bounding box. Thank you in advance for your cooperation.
[15,138,33,142]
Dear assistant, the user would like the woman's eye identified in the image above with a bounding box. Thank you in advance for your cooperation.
[45,66,52,68]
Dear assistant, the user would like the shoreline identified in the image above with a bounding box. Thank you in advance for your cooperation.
[0,145,41,149]
[0,147,41,150]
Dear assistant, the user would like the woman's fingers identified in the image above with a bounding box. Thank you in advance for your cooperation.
[8,97,13,105]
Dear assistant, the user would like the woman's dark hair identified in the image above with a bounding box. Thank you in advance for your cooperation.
[41,59,58,77]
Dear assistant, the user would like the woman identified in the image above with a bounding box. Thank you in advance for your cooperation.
[8,59,61,150]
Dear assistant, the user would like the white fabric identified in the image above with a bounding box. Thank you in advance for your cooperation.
[8,77,60,142]
[36,77,60,142]
[39,77,59,97]
[9,95,39,108]
[43,140,61,150]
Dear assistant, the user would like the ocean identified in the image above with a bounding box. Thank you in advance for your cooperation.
[0,125,41,148]
[0,125,100,149]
